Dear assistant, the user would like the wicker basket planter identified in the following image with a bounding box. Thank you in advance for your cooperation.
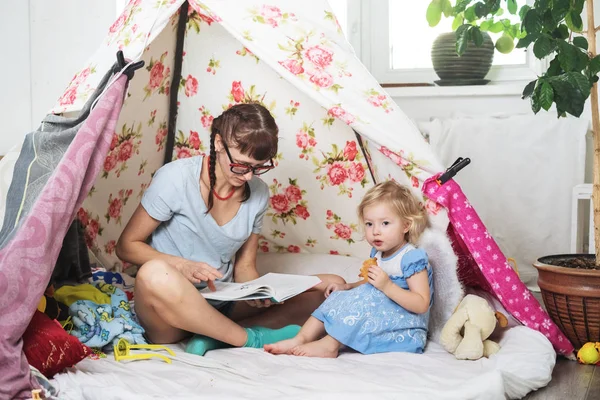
[533,254,600,350]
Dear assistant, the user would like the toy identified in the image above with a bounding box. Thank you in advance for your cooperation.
[440,294,508,360]
[359,257,377,281]
[577,342,600,365]
[113,338,175,364]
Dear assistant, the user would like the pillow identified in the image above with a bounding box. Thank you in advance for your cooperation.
[22,311,91,378]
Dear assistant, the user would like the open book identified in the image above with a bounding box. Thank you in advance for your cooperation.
[199,273,321,303]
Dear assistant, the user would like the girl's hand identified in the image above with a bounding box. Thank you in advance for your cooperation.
[325,282,348,298]
[368,265,391,292]
[176,260,222,291]
[245,299,274,308]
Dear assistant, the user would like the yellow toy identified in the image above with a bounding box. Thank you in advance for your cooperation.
[440,294,508,360]
[577,342,600,365]
[113,338,175,364]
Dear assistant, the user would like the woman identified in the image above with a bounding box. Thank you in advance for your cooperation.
[117,103,345,356]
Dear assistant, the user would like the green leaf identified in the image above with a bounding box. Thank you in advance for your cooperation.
[426,1,443,27]
[454,0,472,13]
[519,5,531,20]
[456,25,471,55]
[547,56,563,77]
[573,36,588,50]
[516,33,537,49]
[523,8,542,35]
[471,26,484,47]
[464,5,476,22]
[548,74,587,117]
[573,0,585,14]
[480,20,492,31]
[558,41,581,71]
[494,8,504,17]
[522,79,537,99]
[590,55,600,76]
[564,72,592,98]
[442,0,453,17]
[533,36,555,58]
[536,0,550,10]
[540,82,554,111]
[565,12,583,32]
[489,21,504,33]
[452,15,465,30]
[531,84,542,113]
[552,24,569,40]
[507,0,517,15]
[474,2,486,18]
[551,0,570,22]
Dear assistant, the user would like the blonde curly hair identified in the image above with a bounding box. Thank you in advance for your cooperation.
[358,180,428,244]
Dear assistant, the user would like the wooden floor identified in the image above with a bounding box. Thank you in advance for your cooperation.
[523,292,599,399]
[523,358,599,399]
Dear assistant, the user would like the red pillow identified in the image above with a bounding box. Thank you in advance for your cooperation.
[22,310,91,378]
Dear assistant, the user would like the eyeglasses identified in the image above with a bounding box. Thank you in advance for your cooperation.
[222,141,274,176]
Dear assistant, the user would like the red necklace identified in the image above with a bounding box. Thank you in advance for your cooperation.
[206,156,236,201]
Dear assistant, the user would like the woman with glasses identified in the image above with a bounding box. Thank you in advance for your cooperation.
[116,103,346,356]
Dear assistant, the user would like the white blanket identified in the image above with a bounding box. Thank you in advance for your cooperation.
[51,326,554,399]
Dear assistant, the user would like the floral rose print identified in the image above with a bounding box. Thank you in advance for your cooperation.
[77,207,103,251]
[296,123,317,160]
[324,10,344,35]
[277,31,348,92]
[105,189,133,225]
[323,104,355,126]
[378,146,427,183]
[206,57,220,75]
[258,235,270,252]
[187,2,218,33]
[313,141,370,197]
[107,0,142,49]
[198,106,214,128]
[143,52,171,100]
[285,100,300,117]
[236,46,260,63]
[138,160,147,176]
[155,121,168,152]
[424,197,442,216]
[104,240,117,256]
[365,89,393,113]
[305,238,317,247]
[173,129,206,160]
[148,109,157,126]
[249,5,296,27]
[267,178,310,225]
[103,123,143,179]
[270,230,286,239]
[326,209,358,244]
[224,81,276,112]
[57,65,96,107]
[180,74,198,97]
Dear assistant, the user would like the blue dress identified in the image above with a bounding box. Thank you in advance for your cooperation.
[312,244,433,354]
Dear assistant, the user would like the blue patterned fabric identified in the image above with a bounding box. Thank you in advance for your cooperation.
[312,244,433,354]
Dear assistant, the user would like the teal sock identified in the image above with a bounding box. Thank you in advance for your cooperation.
[185,334,229,356]
[243,325,301,348]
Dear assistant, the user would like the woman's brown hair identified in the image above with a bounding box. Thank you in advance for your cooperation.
[207,103,278,212]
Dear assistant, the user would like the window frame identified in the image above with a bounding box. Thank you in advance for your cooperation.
[347,0,547,85]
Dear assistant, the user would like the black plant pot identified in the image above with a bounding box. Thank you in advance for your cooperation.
[431,31,494,86]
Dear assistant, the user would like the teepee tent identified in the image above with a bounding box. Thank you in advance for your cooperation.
[0,0,572,397]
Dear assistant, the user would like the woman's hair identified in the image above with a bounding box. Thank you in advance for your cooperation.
[357,180,428,244]
[207,103,278,212]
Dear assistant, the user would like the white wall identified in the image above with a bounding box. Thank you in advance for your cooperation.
[0,0,116,155]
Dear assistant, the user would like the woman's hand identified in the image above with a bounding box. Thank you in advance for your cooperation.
[368,265,391,292]
[175,260,222,291]
[245,299,274,308]
[325,282,348,298]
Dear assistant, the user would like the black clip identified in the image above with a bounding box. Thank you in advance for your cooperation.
[436,157,471,185]
[113,50,145,80]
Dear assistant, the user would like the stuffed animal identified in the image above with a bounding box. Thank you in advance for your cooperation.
[440,294,508,360]
[577,342,600,365]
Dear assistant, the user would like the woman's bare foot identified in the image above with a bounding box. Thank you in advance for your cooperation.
[264,337,305,355]
[291,336,340,358]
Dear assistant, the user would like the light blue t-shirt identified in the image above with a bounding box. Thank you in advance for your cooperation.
[141,156,270,289]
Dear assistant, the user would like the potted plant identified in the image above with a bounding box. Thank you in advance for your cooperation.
[426,0,524,85]
[429,0,600,350]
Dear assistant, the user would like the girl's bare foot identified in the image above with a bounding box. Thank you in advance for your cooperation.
[264,337,305,355]
[291,336,340,358]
